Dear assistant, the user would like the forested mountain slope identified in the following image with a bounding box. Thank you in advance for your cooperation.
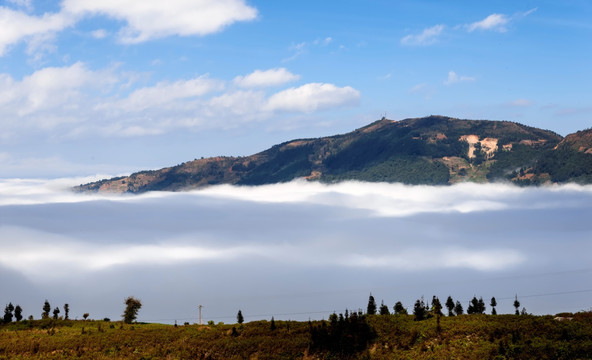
[75,116,592,193]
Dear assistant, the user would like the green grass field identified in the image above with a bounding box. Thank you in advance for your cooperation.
[1,313,591,359]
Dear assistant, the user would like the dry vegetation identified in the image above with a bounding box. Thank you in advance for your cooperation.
[1,312,591,359]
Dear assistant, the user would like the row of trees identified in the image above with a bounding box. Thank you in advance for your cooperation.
[2,297,141,324]
[41,300,71,320]
[366,294,526,321]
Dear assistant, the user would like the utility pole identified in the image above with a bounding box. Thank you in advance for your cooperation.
[198,305,203,325]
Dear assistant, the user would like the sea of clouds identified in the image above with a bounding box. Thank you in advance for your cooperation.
[1,178,591,323]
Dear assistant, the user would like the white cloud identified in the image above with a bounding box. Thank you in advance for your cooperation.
[0,7,74,56]
[400,24,444,46]
[0,62,116,123]
[6,0,32,11]
[0,63,360,140]
[466,13,509,32]
[103,75,225,113]
[91,29,108,39]
[265,83,360,113]
[444,70,476,85]
[509,99,533,107]
[233,68,300,88]
[345,248,525,271]
[313,37,332,46]
[61,0,258,43]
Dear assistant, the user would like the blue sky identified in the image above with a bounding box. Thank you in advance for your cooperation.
[0,0,591,177]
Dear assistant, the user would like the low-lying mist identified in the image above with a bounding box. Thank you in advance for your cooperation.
[1,178,591,323]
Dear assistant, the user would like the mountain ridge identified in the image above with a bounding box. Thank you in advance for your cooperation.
[75,115,592,193]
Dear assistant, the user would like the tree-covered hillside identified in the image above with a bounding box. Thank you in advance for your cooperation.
[75,116,592,193]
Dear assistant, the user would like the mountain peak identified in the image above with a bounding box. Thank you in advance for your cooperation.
[75,116,592,193]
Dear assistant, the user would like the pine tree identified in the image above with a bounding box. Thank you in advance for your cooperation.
[52,307,60,320]
[379,300,390,315]
[454,301,463,315]
[432,296,443,332]
[393,301,407,315]
[477,297,486,314]
[42,300,51,319]
[467,296,478,314]
[366,294,377,315]
[490,297,497,315]
[432,296,443,316]
[14,305,22,322]
[445,296,455,316]
[413,297,426,321]
[123,296,142,324]
[270,316,276,330]
[237,310,244,324]
[64,304,69,320]
[3,303,14,323]
[513,295,520,315]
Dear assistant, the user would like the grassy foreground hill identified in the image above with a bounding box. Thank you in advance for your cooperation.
[1,313,592,359]
[75,116,592,193]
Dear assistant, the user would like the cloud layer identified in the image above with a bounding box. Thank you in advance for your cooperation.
[0,64,359,140]
[1,179,591,321]
[0,0,257,55]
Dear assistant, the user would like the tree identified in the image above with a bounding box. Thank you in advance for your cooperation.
[490,297,497,315]
[237,310,244,324]
[52,307,60,320]
[123,296,142,324]
[270,316,276,331]
[432,296,443,332]
[4,303,14,323]
[454,301,463,316]
[445,296,455,316]
[64,304,69,320]
[83,313,89,320]
[393,301,407,315]
[413,297,427,321]
[379,300,390,315]
[42,300,51,319]
[14,305,23,322]
[432,296,442,316]
[467,297,476,314]
[366,294,377,315]
[513,295,521,315]
[477,297,486,314]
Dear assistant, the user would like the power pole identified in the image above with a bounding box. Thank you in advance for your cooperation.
[198,305,203,325]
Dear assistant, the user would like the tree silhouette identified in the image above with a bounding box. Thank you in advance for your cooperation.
[3,303,14,323]
[52,307,60,320]
[237,310,244,324]
[490,297,497,315]
[393,301,407,315]
[366,294,377,315]
[413,297,427,321]
[477,297,486,314]
[270,316,276,330]
[123,296,142,324]
[445,296,455,316]
[432,296,442,316]
[379,300,390,315]
[14,305,22,322]
[514,295,521,315]
[83,313,89,320]
[42,300,51,319]
[64,304,69,320]
[454,301,463,315]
